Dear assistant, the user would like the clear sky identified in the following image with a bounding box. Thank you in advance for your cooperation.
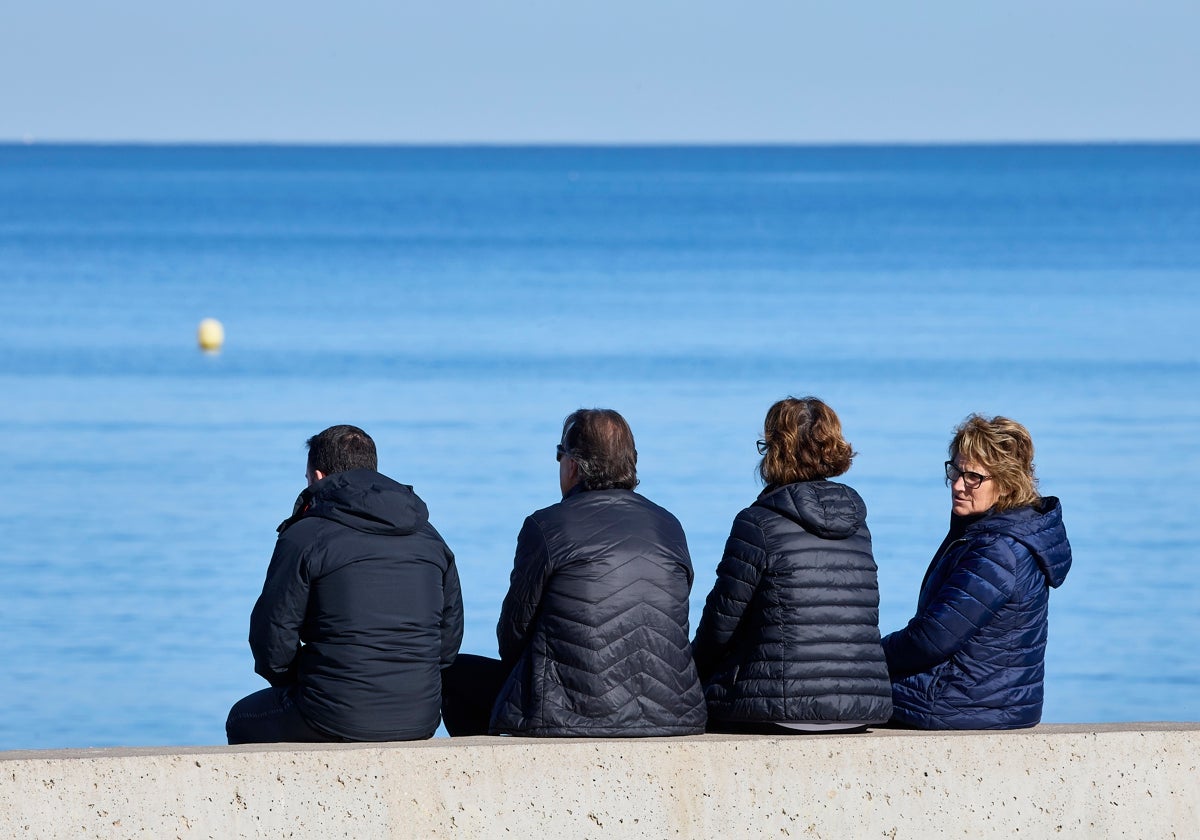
[4,0,1198,144]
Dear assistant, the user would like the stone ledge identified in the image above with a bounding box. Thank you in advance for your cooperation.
[3,723,1197,838]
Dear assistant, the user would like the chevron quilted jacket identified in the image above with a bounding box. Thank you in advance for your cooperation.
[882,497,1072,729]
[489,486,707,736]
[691,480,893,727]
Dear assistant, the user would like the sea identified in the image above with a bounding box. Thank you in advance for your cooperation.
[1,143,1197,750]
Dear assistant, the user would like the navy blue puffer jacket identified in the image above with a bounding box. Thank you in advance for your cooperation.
[490,486,707,737]
[692,481,893,727]
[882,497,1072,729]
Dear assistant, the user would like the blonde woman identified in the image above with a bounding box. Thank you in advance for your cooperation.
[882,414,1073,729]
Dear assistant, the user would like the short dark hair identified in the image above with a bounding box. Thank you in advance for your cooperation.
[758,396,855,486]
[560,408,639,491]
[306,424,378,476]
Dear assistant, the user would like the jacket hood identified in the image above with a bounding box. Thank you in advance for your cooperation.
[968,496,1072,588]
[753,480,866,540]
[279,468,429,537]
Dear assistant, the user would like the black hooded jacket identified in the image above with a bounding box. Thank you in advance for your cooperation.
[691,480,893,726]
[250,469,463,741]
[490,486,707,737]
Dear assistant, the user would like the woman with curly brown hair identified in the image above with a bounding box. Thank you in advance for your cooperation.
[691,397,893,733]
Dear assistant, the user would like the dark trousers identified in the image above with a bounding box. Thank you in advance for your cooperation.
[440,653,512,736]
[225,685,342,745]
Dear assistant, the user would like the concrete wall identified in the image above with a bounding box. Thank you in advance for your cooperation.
[2,723,1196,839]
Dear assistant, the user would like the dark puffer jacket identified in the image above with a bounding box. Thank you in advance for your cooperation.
[250,469,463,741]
[882,497,1072,730]
[691,481,893,727]
[490,486,707,737]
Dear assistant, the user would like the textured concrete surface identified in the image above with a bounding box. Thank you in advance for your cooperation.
[2,723,1197,838]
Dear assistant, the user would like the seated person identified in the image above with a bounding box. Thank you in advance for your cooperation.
[443,408,706,737]
[882,414,1072,729]
[226,424,463,743]
[692,396,893,733]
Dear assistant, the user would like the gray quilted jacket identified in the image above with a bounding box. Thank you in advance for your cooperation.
[490,486,707,736]
[691,480,893,727]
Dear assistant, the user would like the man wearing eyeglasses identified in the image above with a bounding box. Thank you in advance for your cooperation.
[442,408,706,737]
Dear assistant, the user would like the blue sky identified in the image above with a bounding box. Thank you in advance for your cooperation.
[4,0,1197,143]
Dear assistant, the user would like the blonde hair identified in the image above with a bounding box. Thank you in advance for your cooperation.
[949,414,1040,511]
[759,397,855,486]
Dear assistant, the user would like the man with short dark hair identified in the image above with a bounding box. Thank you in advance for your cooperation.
[442,409,706,737]
[227,424,462,743]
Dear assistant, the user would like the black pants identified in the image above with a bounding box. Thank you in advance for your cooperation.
[441,653,511,736]
[225,685,342,745]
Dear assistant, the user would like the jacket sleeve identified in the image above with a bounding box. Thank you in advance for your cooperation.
[249,532,311,686]
[691,510,767,681]
[440,547,464,668]
[497,516,553,665]
[882,536,1017,680]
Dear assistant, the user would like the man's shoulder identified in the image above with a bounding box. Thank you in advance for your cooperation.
[531,489,682,529]
[277,514,451,575]
[528,490,691,568]
[275,514,328,548]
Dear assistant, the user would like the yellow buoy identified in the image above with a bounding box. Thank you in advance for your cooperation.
[197,318,225,352]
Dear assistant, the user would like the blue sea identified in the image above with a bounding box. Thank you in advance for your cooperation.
[1,144,1197,750]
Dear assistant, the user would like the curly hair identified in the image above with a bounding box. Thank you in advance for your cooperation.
[758,397,855,486]
[560,408,639,491]
[949,414,1040,511]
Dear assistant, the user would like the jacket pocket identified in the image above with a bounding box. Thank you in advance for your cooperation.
[928,658,970,703]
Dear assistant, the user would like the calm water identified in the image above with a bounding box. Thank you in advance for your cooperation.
[1,144,1197,749]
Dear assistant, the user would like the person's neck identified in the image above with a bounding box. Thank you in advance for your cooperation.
[949,510,989,536]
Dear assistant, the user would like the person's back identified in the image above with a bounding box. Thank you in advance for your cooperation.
[256,468,459,740]
[491,486,706,736]
[440,408,706,738]
[695,480,892,728]
[228,425,463,744]
[692,397,892,733]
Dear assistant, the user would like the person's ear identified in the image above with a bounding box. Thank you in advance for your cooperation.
[560,456,580,496]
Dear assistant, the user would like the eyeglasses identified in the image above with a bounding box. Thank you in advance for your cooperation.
[556,444,568,463]
[756,439,768,455]
[944,460,991,490]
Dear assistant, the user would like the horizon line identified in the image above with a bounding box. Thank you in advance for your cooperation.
[3,138,1199,149]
